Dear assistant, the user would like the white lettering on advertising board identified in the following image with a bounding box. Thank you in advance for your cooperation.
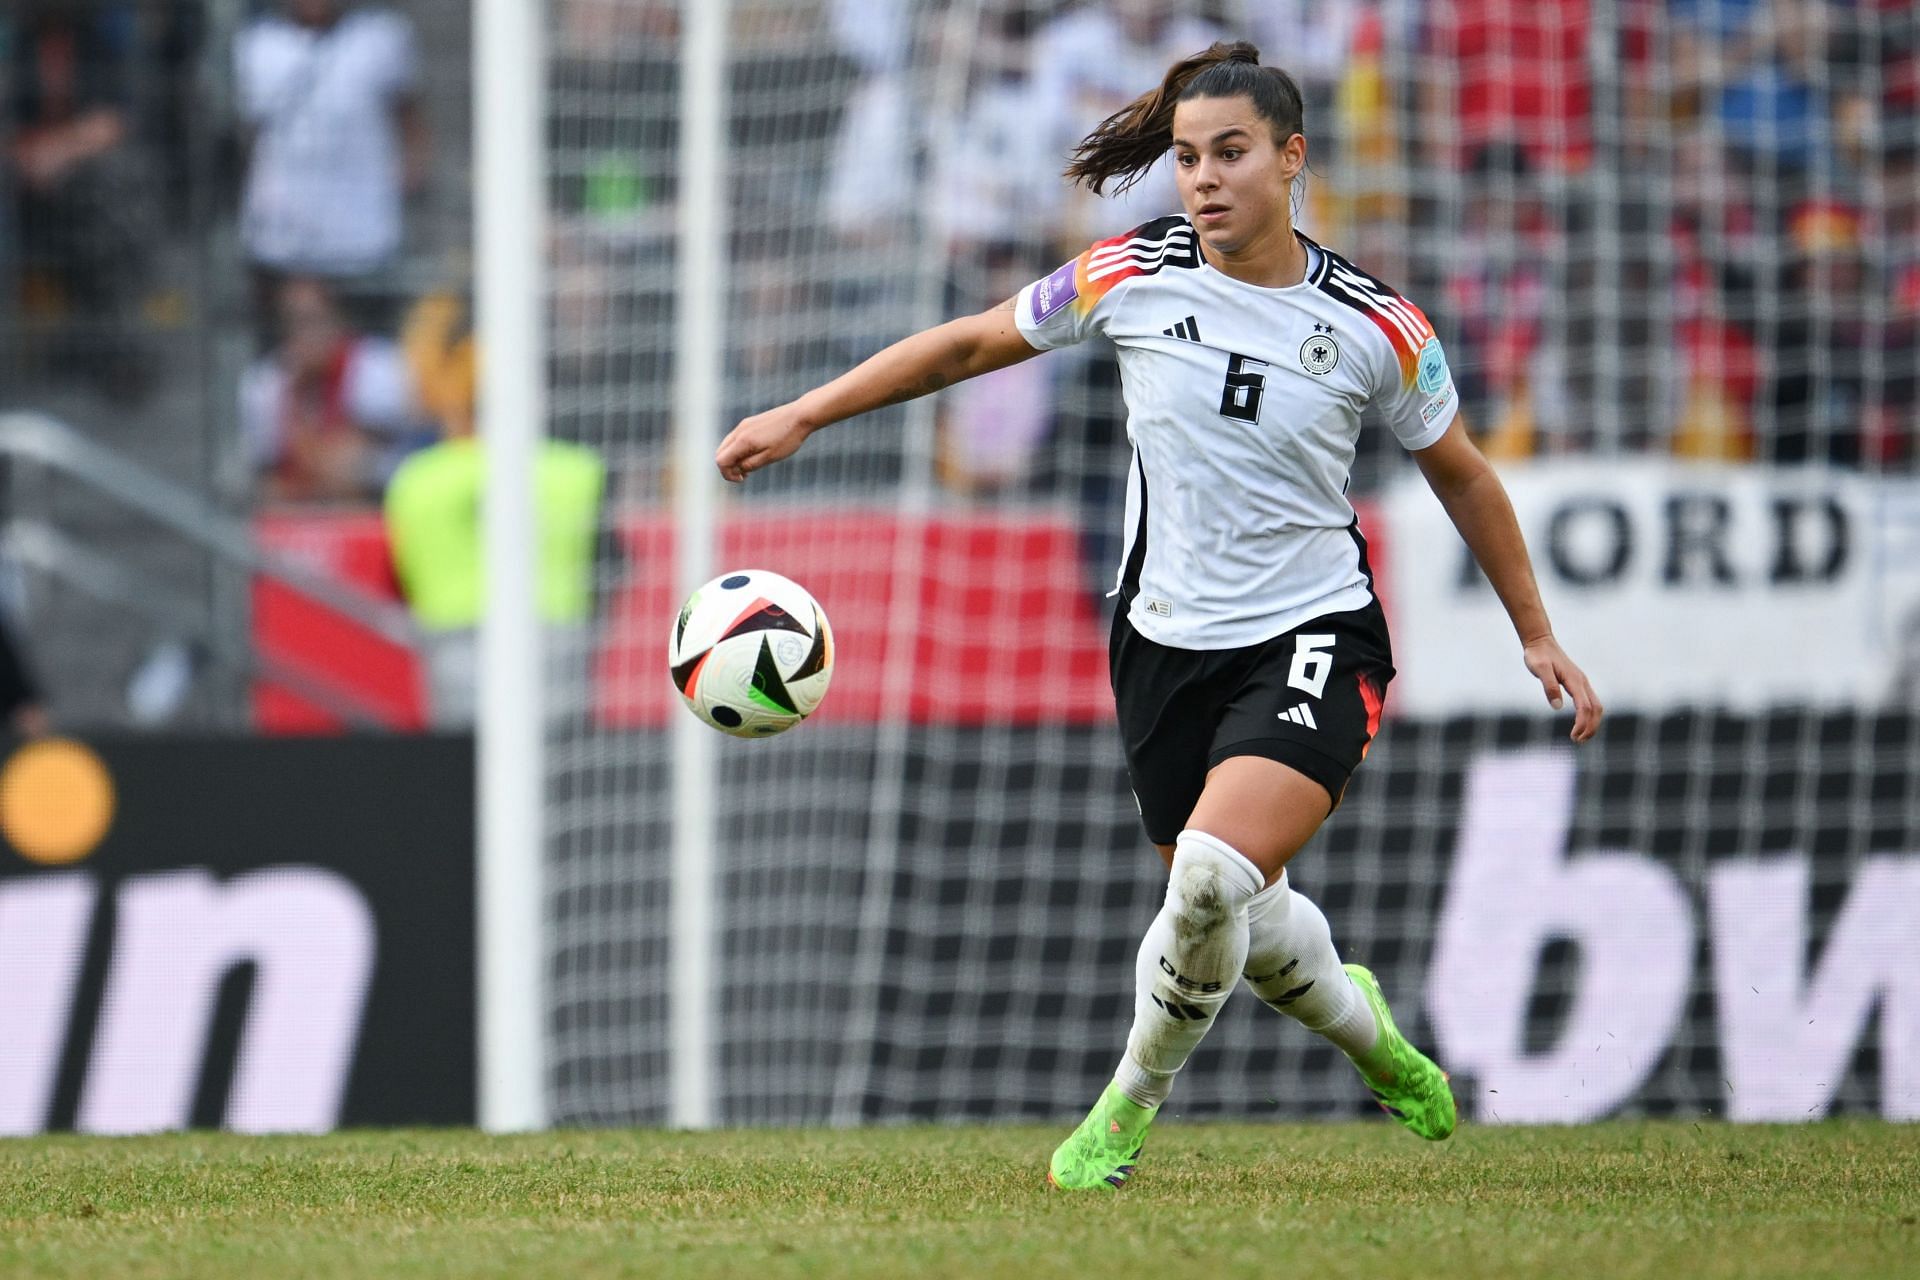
[0,874,96,1136]
[0,867,375,1135]
[1430,751,1920,1122]
[1427,751,1693,1122]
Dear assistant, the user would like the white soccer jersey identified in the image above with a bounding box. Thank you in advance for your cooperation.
[236,10,419,275]
[1015,215,1460,650]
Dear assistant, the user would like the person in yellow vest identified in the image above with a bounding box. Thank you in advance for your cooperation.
[385,292,614,728]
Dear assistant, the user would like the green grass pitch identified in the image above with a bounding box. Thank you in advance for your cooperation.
[3,1121,1916,1278]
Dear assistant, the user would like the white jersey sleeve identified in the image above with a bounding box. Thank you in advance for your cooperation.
[1313,251,1460,451]
[1362,302,1459,451]
[1013,219,1186,351]
[1013,252,1103,351]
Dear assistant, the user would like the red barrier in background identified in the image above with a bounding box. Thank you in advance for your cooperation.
[253,503,1386,733]
[254,513,424,733]
[596,509,1114,727]
[253,508,1124,732]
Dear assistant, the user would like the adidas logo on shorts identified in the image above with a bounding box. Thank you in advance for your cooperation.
[1278,702,1318,729]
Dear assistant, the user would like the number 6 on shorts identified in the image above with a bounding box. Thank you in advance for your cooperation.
[1288,634,1335,699]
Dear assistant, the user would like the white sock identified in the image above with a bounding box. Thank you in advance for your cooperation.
[1241,870,1381,1064]
[1114,829,1264,1109]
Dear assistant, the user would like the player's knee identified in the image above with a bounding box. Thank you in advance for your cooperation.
[1166,829,1263,945]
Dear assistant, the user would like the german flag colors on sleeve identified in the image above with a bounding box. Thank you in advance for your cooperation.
[1314,254,1460,451]
[1015,215,1200,353]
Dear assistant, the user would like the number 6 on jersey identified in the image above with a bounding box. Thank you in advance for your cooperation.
[1219,352,1268,423]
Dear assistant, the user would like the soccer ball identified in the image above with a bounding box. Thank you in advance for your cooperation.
[668,569,835,737]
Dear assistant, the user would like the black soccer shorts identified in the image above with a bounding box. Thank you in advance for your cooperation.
[1109,599,1396,845]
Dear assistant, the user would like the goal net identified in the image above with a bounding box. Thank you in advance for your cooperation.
[532,0,1920,1127]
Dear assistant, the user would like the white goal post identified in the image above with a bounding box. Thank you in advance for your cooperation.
[474,0,546,1134]
[668,0,729,1132]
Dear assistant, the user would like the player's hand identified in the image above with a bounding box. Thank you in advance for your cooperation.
[716,404,814,483]
[1522,635,1603,743]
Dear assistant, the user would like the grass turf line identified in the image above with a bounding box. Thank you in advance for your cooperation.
[2,1121,1916,1279]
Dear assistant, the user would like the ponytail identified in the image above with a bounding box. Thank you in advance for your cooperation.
[1063,41,1305,196]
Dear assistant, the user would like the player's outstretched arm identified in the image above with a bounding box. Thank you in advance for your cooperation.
[1411,419,1604,742]
[715,298,1039,483]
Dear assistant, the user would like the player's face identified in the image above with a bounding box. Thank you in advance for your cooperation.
[1170,96,1304,256]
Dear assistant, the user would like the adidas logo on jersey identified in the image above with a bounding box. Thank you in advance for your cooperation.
[1161,316,1202,343]
[1278,702,1318,729]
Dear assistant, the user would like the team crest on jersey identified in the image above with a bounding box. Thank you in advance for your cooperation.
[1299,323,1340,375]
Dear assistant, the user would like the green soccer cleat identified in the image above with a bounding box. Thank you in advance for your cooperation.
[1047,1082,1158,1191]
[1344,963,1456,1141]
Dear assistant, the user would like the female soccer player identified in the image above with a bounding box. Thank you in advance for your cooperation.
[716,41,1603,1190]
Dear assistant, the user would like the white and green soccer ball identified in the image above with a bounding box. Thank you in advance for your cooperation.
[668,569,835,737]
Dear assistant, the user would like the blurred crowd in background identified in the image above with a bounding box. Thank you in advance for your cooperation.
[4,0,1919,519]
